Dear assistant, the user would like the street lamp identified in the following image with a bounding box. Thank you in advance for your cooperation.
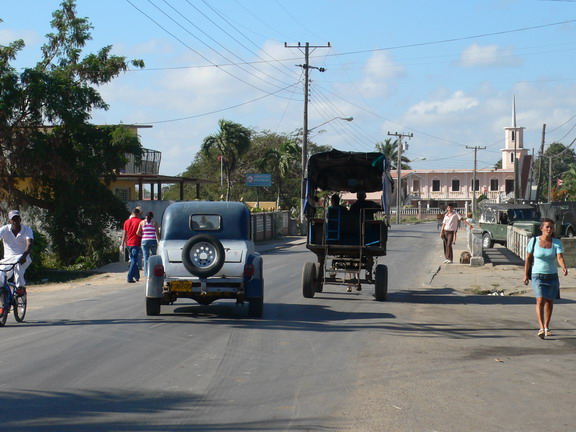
[300,116,354,224]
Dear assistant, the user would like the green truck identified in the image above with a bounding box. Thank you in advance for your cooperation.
[478,202,541,248]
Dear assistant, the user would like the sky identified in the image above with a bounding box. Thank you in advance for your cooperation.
[1,0,576,176]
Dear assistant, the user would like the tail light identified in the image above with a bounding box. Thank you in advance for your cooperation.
[243,263,254,278]
[153,264,165,277]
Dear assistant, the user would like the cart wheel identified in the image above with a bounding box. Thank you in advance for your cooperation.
[314,262,323,293]
[375,264,388,301]
[302,262,316,298]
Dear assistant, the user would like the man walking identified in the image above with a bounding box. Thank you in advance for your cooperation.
[0,210,34,290]
[440,205,473,263]
[120,208,142,283]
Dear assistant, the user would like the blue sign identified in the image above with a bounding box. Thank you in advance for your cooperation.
[246,173,272,187]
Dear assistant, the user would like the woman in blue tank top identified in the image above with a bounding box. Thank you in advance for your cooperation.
[523,218,568,339]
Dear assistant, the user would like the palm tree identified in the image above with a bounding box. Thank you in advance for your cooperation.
[257,139,300,207]
[375,138,412,170]
[202,119,252,201]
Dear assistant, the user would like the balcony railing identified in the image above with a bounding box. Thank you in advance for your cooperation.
[121,148,161,175]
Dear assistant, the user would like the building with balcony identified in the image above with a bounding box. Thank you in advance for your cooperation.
[109,125,214,201]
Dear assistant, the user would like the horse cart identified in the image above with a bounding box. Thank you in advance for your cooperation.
[301,150,394,301]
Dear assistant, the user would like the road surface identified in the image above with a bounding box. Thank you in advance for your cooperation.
[1,223,575,431]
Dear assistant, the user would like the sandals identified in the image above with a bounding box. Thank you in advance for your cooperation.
[538,329,545,339]
[545,328,553,337]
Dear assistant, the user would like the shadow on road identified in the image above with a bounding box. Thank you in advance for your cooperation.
[0,389,332,432]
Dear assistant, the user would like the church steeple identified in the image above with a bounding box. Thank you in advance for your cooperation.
[502,95,526,170]
[512,95,517,128]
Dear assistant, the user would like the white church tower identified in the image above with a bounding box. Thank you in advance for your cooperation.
[502,96,528,170]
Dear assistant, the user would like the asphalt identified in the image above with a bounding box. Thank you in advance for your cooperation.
[30,235,575,297]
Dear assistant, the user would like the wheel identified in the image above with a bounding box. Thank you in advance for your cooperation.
[13,290,26,323]
[302,262,316,298]
[146,297,161,316]
[374,264,388,301]
[314,262,323,293]
[482,233,494,249]
[181,234,225,278]
[248,298,263,318]
[0,290,8,326]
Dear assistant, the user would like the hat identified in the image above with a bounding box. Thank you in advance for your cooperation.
[8,210,20,220]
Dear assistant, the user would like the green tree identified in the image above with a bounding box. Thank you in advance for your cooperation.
[0,0,144,264]
[256,137,300,208]
[375,139,411,170]
[536,142,576,202]
[559,164,576,200]
[201,119,252,201]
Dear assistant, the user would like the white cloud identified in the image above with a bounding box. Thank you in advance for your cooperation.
[357,51,405,98]
[406,90,479,119]
[458,43,522,68]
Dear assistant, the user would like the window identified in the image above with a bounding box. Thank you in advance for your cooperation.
[470,179,479,191]
[511,131,515,142]
[490,178,499,191]
[190,214,221,231]
[114,188,129,201]
[412,179,420,192]
[432,179,440,192]
[451,179,460,192]
[510,152,514,163]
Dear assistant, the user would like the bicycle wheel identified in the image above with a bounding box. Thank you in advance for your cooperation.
[0,290,9,326]
[13,289,27,323]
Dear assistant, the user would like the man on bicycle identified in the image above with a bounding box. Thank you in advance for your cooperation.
[0,210,34,291]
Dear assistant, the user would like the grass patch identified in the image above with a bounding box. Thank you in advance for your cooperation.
[30,269,95,285]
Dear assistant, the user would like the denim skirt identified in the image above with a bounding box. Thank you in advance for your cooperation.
[532,273,559,300]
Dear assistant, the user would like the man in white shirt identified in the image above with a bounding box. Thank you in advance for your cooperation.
[0,210,34,288]
[440,205,473,263]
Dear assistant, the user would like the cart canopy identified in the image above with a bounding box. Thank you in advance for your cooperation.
[304,149,393,218]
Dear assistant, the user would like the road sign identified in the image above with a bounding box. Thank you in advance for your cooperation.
[246,173,272,187]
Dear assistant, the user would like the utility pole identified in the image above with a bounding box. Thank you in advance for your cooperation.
[466,146,486,213]
[285,42,330,225]
[536,123,546,202]
[388,131,413,224]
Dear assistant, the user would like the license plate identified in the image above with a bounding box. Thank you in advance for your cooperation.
[170,280,194,291]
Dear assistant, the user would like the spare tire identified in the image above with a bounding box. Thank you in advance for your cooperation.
[182,234,225,277]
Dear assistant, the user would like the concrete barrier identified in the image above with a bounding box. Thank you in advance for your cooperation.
[505,225,576,268]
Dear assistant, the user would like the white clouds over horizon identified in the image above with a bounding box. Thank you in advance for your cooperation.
[458,43,522,68]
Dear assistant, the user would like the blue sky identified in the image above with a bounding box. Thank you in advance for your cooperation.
[2,0,576,175]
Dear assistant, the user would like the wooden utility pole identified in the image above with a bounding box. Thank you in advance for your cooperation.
[388,131,413,224]
[285,42,330,224]
[536,123,546,201]
[466,146,486,213]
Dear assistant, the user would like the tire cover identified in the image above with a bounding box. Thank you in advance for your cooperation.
[181,234,225,277]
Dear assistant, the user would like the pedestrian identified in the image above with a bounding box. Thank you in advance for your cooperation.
[440,205,473,263]
[0,210,34,293]
[523,218,568,339]
[120,207,142,283]
[137,211,160,276]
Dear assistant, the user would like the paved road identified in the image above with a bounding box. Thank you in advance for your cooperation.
[1,224,575,431]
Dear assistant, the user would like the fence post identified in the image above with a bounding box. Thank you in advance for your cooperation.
[470,228,484,266]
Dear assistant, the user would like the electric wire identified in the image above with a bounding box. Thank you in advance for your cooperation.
[125,0,299,99]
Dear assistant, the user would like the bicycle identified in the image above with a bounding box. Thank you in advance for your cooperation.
[0,260,27,326]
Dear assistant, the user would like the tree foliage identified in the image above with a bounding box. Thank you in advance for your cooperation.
[0,0,144,264]
[375,139,412,170]
[201,119,252,201]
[535,142,576,202]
